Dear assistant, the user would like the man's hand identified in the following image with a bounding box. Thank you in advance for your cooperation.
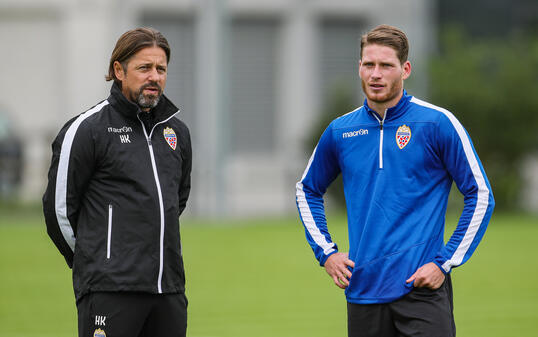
[324,252,355,289]
[406,262,445,289]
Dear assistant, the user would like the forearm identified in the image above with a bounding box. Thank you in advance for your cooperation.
[296,183,337,265]
[436,188,494,272]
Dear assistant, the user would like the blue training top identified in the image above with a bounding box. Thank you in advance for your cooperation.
[296,91,495,304]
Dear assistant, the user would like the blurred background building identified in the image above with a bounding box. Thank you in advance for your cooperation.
[0,0,536,216]
[0,0,435,216]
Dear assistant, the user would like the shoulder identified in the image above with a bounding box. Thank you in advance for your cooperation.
[74,100,111,129]
[408,97,470,145]
[168,117,190,140]
[172,116,189,132]
[55,100,110,140]
[408,96,459,126]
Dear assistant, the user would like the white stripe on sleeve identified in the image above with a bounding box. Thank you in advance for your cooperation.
[55,100,109,252]
[411,97,490,272]
[296,146,336,256]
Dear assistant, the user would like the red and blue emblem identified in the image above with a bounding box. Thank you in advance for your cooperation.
[93,328,106,337]
[163,127,177,150]
[396,125,411,149]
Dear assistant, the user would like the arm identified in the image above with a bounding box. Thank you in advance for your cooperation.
[407,112,494,289]
[177,123,192,216]
[296,124,341,266]
[434,112,495,274]
[42,115,96,268]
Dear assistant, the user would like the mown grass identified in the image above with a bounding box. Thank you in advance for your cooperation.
[1,206,537,336]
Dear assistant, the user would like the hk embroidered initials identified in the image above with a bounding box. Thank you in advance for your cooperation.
[95,315,106,326]
[119,134,131,143]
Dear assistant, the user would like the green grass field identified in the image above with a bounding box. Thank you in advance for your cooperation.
[1,207,537,337]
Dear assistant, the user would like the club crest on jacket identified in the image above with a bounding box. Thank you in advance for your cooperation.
[396,125,411,149]
[163,127,177,150]
[93,328,106,337]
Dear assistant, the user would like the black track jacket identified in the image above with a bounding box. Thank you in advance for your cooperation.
[43,82,191,300]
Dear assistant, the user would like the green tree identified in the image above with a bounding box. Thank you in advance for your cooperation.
[429,27,538,210]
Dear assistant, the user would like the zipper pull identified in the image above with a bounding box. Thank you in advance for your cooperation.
[147,138,152,146]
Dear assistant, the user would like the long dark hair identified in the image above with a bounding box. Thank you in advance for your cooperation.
[106,27,171,83]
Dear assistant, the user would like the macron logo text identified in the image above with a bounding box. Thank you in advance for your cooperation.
[342,129,368,138]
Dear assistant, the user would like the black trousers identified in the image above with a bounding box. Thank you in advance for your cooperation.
[77,292,187,337]
[348,275,455,337]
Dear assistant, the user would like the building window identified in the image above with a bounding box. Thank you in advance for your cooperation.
[141,15,197,131]
[229,18,280,155]
[319,19,365,109]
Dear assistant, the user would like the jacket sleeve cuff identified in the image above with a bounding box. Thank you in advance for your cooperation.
[433,260,449,275]
[320,249,338,267]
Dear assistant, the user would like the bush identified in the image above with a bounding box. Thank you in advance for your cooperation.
[429,27,538,210]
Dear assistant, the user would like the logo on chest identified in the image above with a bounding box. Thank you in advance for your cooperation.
[396,125,411,149]
[108,126,133,144]
[93,328,106,337]
[163,127,177,150]
[342,129,368,138]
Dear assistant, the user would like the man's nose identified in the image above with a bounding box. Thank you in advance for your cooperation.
[147,67,159,81]
[371,65,382,78]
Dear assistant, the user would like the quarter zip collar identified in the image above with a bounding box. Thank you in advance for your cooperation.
[363,90,412,122]
[108,81,180,123]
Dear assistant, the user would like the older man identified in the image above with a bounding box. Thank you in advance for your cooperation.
[43,27,191,337]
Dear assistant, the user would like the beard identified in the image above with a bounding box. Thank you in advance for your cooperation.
[361,78,403,105]
[132,82,162,110]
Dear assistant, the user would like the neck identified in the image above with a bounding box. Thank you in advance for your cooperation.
[367,90,404,119]
[368,102,388,119]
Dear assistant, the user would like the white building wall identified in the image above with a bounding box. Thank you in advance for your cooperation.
[0,0,435,216]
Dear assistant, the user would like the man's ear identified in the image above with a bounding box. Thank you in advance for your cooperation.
[113,61,125,81]
[402,60,412,80]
